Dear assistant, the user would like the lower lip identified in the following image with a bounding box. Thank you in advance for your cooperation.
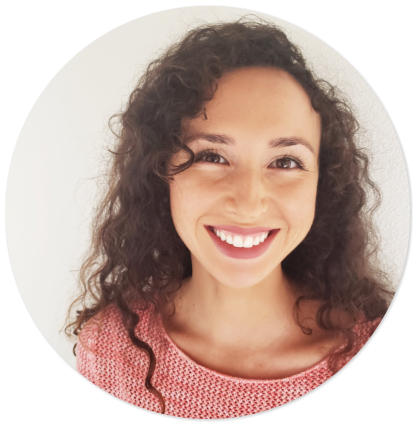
[205,226,280,260]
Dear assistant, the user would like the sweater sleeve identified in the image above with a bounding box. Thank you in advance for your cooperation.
[75,320,102,385]
[76,338,98,384]
[73,306,158,411]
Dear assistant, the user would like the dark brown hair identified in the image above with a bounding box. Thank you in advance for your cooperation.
[65,16,393,413]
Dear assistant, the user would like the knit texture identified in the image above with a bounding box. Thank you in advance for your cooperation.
[77,302,380,419]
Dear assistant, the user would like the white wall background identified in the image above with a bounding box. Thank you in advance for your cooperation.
[2,2,415,426]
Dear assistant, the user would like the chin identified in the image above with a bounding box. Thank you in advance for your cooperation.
[214,267,275,289]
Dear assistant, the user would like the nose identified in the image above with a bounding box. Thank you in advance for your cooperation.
[225,166,268,221]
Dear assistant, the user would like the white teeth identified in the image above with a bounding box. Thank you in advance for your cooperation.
[233,235,243,247]
[243,236,253,248]
[212,227,272,248]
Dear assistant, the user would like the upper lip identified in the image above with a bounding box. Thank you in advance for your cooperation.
[207,224,277,235]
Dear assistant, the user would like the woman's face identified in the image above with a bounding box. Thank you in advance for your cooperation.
[169,67,321,288]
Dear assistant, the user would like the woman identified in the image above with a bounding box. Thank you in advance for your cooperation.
[66,17,393,419]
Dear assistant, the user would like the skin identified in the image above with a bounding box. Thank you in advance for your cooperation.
[163,67,343,380]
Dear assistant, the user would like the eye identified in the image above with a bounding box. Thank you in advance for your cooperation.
[193,150,305,169]
[194,149,229,165]
[268,156,306,170]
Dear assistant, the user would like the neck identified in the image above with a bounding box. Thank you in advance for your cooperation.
[166,256,300,346]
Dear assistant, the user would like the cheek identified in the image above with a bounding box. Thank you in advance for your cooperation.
[169,181,189,232]
[168,174,212,236]
[273,177,318,229]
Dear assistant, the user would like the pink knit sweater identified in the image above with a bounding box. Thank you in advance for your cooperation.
[77,302,380,419]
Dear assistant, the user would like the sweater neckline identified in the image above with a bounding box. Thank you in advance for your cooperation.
[154,310,334,384]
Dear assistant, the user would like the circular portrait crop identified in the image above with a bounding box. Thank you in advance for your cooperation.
[6,6,410,420]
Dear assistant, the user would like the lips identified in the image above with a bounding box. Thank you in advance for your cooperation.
[210,224,273,235]
[204,225,280,259]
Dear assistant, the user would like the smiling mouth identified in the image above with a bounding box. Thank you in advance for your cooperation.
[204,225,280,260]
[209,225,276,237]
[208,226,276,249]
[208,225,278,237]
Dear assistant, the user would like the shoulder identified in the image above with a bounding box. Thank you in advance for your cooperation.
[353,316,382,345]
[323,315,382,372]
[76,301,164,410]
[333,316,383,369]
[76,301,157,364]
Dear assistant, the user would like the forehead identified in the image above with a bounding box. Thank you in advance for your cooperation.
[183,67,321,152]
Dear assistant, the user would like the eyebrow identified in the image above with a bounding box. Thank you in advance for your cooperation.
[186,133,315,154]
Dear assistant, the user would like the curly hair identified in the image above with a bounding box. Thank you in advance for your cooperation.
[65,16,393,413]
